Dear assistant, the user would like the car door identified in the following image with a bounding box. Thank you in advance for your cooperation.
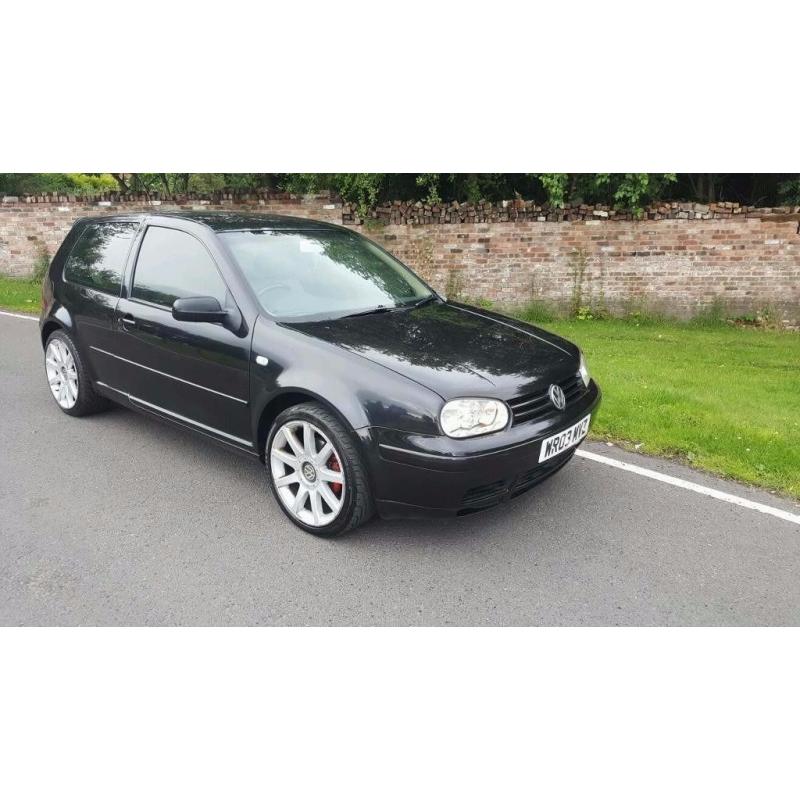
[61,219,140,386]
[111,223,252,448]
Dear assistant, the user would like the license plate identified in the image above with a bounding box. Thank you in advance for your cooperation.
[538,414,591,463]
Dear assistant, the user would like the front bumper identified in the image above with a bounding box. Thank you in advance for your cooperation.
[360,381,601,519]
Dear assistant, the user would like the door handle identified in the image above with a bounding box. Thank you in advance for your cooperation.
[121,314,137,330]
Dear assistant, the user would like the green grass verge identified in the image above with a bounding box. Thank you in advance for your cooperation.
[0,275,40,314]
[510,312,800,499]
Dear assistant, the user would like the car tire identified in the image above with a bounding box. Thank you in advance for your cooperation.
[266,402,374,536]
[44,329,109,417]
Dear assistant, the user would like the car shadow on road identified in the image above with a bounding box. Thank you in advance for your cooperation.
[355,489,569,546]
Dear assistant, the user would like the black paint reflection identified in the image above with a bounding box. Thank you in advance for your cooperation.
[289,302,576,395]
[64,221,137,294]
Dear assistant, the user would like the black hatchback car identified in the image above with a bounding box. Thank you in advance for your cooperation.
[40,212,600,534]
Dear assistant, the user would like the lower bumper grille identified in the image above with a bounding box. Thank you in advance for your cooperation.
[457,450,574,515]
[462,479,508,508]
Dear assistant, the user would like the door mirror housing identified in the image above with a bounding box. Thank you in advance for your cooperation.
[172,296,228,324]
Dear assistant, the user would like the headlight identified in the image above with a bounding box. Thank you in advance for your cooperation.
[440,398,510,438]
[578,351,591,388]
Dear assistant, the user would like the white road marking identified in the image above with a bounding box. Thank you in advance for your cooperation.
[0,310,37,321]
[575,448,800,527]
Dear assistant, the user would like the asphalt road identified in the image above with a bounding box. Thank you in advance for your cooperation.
[2,313,799,625]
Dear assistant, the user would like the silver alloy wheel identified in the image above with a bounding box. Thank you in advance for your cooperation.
[270,420,346,527]
[45,338,79,410]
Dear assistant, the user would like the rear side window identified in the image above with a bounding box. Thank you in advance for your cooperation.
[64,221,138,294]
[131,226,227,308]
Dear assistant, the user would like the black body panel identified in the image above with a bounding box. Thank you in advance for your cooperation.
[109,296,252,444]
[287,300,578,401]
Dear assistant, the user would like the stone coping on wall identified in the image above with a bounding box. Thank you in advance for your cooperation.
[344,200,800,225]
[1,192,798,226]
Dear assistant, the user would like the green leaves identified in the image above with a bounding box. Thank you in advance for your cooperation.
[0,173,117,196]
[534,173,569,208]
[334,174,385,218]
[534,173,677,215]
[611,173,677,216]
[277,174,386,218]
[415,174,441,205]
[2,173,791,213]
[778,176,800,204]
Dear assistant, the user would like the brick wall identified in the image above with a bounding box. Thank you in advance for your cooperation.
[363,215,800,321]
[0,192,341,278]
[1,193,798,321]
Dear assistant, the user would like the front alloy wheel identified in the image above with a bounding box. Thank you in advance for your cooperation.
[270,420,345,527]
[266,402,374,535]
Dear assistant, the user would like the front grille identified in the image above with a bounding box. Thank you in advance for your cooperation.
[508,374,587,426]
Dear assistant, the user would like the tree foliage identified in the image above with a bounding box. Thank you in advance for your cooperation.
[1,173,797,214]
[534,174,569,208]
[534,173,677,215]
[0,173,118,195]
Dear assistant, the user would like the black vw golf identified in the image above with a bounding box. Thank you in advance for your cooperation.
[39,212,601,534]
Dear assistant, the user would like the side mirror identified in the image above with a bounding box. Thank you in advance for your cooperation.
[172,296,228,324]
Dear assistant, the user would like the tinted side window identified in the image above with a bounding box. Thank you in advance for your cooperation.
[131,227,227,307]
[64,221,138,294]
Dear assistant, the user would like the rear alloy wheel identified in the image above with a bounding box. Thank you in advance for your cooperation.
[44,329,109,417]
[266,402,373,535]
[45,337,79,410]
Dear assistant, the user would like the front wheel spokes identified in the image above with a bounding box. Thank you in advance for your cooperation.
[318,466,344,483]
[317,481,340,511]
[284,426,304,458]
[302,422,315,458]
[293,485,309,514]
[270,420,346,527]
[315,441,333,465]
[272,449,299,468]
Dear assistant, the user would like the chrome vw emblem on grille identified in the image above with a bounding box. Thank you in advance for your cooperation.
[548,383,566,410]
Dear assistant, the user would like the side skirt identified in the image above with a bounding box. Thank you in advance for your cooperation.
[95,381,260,459]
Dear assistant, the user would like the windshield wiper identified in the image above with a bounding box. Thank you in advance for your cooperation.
[341,295,437,319]
[340,305,394,319]
[404,294,437,310]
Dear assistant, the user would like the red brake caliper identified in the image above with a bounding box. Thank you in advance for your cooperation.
[328,454,343,496]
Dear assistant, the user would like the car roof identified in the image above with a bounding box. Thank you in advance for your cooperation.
[74,211,344,233]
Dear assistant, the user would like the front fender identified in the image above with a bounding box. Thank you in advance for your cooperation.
[249,317,444,443]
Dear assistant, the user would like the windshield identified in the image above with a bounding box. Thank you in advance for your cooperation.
[220,228,434,321]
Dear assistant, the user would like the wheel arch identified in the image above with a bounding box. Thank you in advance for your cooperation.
[40,306,75,349]
[255,389,362,460]
[41,319,63,348]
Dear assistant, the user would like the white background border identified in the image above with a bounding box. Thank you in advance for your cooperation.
[3,1,799,797]
[3,629,798,799]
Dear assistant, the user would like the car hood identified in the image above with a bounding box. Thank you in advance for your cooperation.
[284,301,579,401]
